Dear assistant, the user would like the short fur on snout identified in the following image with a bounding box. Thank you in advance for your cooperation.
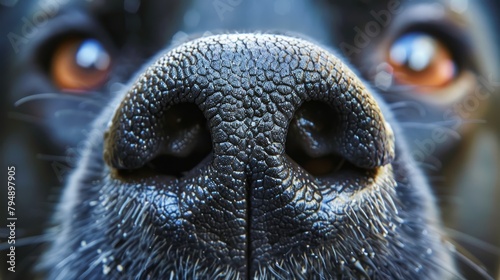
[41,34,454,279]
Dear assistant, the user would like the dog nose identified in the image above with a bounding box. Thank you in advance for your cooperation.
[103,34,395,268]
[104,34,394,172]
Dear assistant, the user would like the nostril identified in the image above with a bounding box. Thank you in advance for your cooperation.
[285,101,367,177]
[109,103,212,178]
[287,101,339,157]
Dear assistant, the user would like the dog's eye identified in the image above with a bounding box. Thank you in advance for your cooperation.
[387,32,457,91]
[50,37,111,92]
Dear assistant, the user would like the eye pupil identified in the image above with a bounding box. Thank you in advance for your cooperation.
[75,39,110,71]
[387,32,457,90]
[51,37,112,92]
[390,34,436,72]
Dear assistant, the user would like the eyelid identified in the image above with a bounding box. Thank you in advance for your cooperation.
[383,3,475,72]
[23,11,115,79]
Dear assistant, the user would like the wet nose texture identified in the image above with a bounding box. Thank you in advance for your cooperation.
[103,34,395,274]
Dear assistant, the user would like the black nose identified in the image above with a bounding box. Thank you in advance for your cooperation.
[103,34,394,272]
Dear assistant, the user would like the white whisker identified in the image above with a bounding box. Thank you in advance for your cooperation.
[7,112,49,126]
[445,227,500,257]
[452,244,495,280]
[0,233,52,250]
[15,93,105,107]
[389,101,427,117]
[399,122,462,139]
[416,161,441,171]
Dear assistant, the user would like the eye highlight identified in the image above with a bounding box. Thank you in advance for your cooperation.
[50,37,111,92]
[388,32,458,91]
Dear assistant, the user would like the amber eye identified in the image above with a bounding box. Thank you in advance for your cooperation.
[388,32,457,91]
[50,37,111,92]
